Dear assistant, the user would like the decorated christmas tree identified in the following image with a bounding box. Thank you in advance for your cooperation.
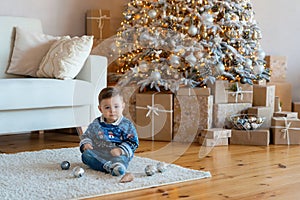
[100,0,270,92]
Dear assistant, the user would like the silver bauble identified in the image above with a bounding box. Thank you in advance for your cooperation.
[188,25,198,36]
[60,161,70,170]
[169,55,180,67]
[216,63,225,74]
[124,14,132,20]
[157,162,167,173]
[145,165,156,176]
[72,166,85,178]
[150,71,161,81]
[253,64,264,75]
[255,49,266,60]
[244,58,253,68]
[148,10,157,19]
[138,61,149,72]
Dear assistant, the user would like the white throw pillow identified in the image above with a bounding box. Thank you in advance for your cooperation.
[37,35,94,79]
[7,27,60,77]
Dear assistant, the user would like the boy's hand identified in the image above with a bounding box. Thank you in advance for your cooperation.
[110,148,123,156]
[83,143,93,151]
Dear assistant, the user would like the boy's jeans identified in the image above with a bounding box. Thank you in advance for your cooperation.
[81,149,130,172]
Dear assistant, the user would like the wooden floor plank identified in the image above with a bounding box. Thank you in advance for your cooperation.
[0,131,299,199]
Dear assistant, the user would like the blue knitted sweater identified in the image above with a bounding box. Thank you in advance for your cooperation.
[79,116,139,158]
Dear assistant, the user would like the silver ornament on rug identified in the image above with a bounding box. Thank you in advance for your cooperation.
[145,165,156,176]
[72,166,85,178]
[60,161,70,170]
[157,162,167,173]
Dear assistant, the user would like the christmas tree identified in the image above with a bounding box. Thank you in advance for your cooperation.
[101,0,270,92]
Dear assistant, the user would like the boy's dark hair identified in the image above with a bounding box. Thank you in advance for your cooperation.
[98,87,123,104]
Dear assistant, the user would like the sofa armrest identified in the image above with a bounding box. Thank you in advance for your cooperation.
[77,55,107,119]
[77,55,107,86]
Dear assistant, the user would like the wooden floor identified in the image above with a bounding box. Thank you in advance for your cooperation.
[1,131,300,200]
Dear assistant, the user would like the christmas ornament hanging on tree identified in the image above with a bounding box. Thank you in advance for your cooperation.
[94,0,270,92]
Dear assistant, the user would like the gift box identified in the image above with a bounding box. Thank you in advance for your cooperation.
[271,117,300,145]
[173,88,213,143]
[121,85,139,122]
[273,111,298,119]
[247,106,273,128]
[208,80,253,104]
[293,102,300,117]
[267,82,292,111]
[213,103,252,128]
[227,82,253,104]
[199,128,231,139]
[135,92,173,141]
[198,137,228,146]
[230,129,270,146]
[207,80,228,104]
[265,55,287,82]
[86,9,111,42]
[253,85,275,113]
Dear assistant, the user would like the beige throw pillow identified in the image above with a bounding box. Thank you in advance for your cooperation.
[7,27,60,77]
[37,35,93,79]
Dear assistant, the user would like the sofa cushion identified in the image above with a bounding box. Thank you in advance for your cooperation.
[0,79,93,110]
[37,35,94,80]
[6,27,60,77]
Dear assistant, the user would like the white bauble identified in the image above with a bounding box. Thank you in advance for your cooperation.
[188,25,198,36]
[151,71,161,81]
[253,64,264,75]
[148,9,157,19]
[216,63,225,74]
[169,55,180,67]
[255,49,266,60]
[244,58,252,68]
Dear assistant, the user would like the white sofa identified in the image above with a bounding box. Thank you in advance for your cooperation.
[0,16,107,135]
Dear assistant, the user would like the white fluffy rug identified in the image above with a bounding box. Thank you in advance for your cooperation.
[0,147,211,200]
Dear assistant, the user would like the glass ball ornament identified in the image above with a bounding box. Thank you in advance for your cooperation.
[244,58,252,68]
[124,14,132,20]
[216,63,225,74]
[150,71,161,81]
[255,49,266,60]
[188,25,198,36]
[60,161,70,170]
[145,165,156,176]
[138,61,149,73]
[148,9,157,19]
[157,162,167,173]
[169,54,180,67]
[72,166,85,178]
[253,64,264,75]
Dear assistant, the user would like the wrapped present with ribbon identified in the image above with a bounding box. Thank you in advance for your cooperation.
[173,87,213,143]
[230,129,270,146]
[135,92,173,141]
[271,117,300,145]
[86,9,111,42]
[227,82,253,104]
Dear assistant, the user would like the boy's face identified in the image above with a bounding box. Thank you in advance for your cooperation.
[98,95,125,123]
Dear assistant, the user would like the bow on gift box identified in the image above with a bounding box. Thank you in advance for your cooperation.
[86,9,110,40]
[272,117,300,145]
[227,82,253,103]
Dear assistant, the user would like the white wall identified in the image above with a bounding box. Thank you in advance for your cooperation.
[252,0,300,101]
[0,0,299,101]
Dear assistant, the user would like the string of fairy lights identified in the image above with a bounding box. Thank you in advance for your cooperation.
[111,0,269,92]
